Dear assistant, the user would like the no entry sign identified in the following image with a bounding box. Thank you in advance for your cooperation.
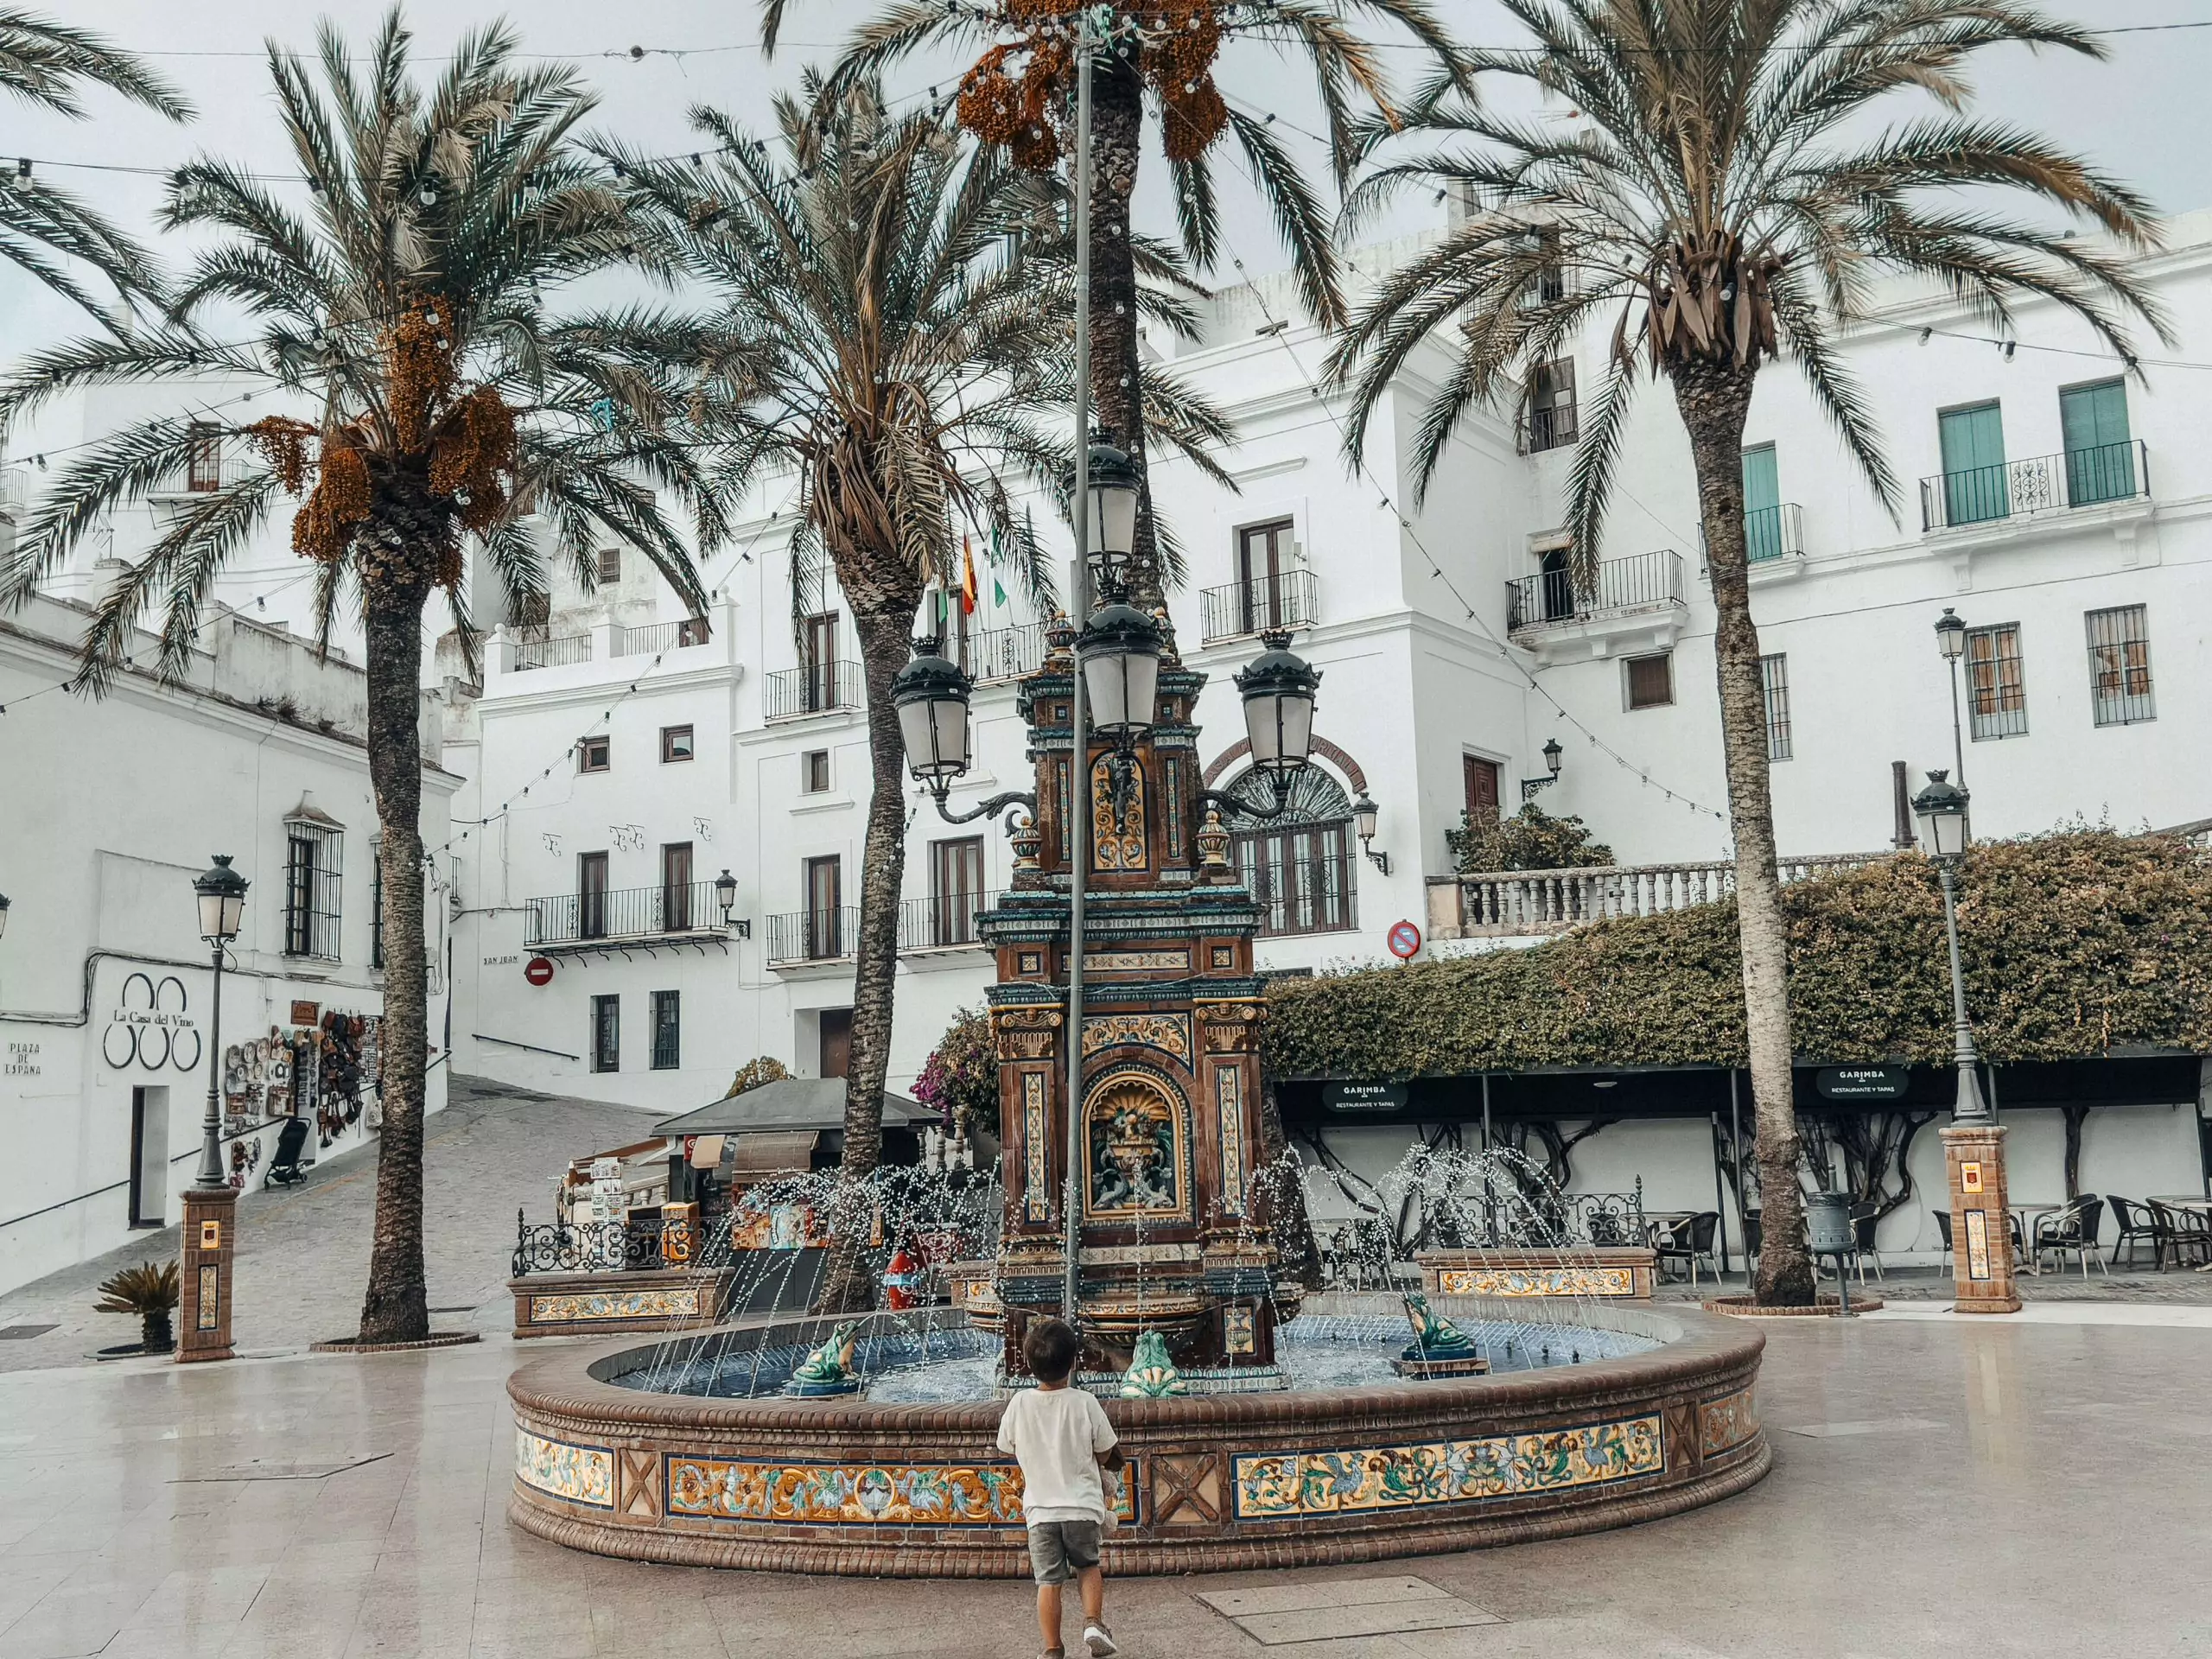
[524,956,556,987]
[1386,919,1422,960]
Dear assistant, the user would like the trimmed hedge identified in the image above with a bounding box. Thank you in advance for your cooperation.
[1264,830,2212,1079]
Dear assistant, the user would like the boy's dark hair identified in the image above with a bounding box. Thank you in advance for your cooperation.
[1022,1317,1080,1382]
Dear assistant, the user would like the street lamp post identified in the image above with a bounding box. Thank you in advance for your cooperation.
[1933,609,1971,836]
[1912,772,2018,1313]
[181,855,249,1362]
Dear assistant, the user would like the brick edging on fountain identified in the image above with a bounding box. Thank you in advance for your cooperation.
[1701,1295,1885,1317]
[505,1300,1771,1576]
[311,1332,483,1354]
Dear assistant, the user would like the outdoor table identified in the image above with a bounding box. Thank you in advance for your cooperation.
[1644,1212,1698,1280]
[2148,1196,2212,1270]
[2011,1203,2067,1275]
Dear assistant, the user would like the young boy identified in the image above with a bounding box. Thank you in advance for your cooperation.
[996,1318,1122,1659]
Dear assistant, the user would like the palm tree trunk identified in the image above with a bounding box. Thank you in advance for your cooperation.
[1670,359,1815,1307]
[357,565,433,1344]
[1084,57,1163,613]
[814,601,918,1313]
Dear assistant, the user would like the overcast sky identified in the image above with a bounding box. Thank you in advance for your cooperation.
[5,0,2209,358]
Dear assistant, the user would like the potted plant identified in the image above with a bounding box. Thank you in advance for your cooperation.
[95,1260,180,1354]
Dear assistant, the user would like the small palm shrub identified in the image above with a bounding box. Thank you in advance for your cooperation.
[96,1259,180,1353]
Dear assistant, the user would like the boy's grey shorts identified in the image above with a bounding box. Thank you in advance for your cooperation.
[1027,1519,1103,1584]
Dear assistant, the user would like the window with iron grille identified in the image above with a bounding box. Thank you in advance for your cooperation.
[1624,652,1673,710]
[651,990,680,1071]
[1760,653,1793,761]
[595,547,622,583]
[591,995,620,1072]
[1228,768,1357,938]
[1966,623,2029,740]
[283,822,343,961]
[2084,605,2154,727]
[1524,357,1578,453]
[186,423,223,491]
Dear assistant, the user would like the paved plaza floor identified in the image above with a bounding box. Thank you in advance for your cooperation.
[1,1080,2208,1656]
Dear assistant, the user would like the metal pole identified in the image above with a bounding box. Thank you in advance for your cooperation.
[1729,1068,1744,1282]
[195,939,226,1187]
[1710,1109,1732,1278]
[1478,1072,1494,1247]
[1937,861,1990,1124]
[1061,15,1096,1329]
[1945,657,1971,839]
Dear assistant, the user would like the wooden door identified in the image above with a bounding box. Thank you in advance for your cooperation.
[1939,403,2007,524]
[578,851,608,938]
[661,842,693,931]
[2060,380,2133,505]
[1464,756,1501,825]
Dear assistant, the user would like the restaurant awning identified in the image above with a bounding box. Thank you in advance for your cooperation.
[652,1077,935,1138]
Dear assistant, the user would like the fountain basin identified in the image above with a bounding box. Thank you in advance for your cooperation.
[507,1297,1768,1576]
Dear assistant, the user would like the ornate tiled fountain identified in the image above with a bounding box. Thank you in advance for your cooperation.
[508,608,1770,1574]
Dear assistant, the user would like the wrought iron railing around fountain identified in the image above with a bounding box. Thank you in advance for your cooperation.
[511,1211,667,1275]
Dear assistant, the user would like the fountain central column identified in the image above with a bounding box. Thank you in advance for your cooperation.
[979,622,1286,1389]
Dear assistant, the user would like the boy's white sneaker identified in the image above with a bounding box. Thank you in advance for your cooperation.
[1084,1624,1118,1657]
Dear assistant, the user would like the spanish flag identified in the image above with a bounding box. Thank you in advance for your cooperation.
[959,535,979,615]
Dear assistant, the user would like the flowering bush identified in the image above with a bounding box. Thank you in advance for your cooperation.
[914,1008,997,1139]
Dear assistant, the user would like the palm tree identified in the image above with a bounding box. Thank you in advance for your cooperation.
[1329,0,2163,1305]
[0,10,718,1343]
[607,76,1231,1311]
[766,0,1465,608]
[1,8,192,314]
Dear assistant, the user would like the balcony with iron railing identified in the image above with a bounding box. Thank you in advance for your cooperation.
[765,660,866,721]
[898,889,1007,953]
[613,616,711,657]
[766,905,860,966]
[1919,440,2149,534]
[959,621,1045,684]
[1428,851,1888,940]
[525,880,727,948]
[1745,503,1805,564]
[1200,569,1319,644]
[0,465,29,515]
[507,629,593,672]
[1505,551,1687,658]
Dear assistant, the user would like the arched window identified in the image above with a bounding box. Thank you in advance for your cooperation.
[1226,766,1357,938]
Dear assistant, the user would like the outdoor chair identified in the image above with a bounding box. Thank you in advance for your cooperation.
[2032,1195,2107,1279]
[2150,1201,2212,1268]
[1848,1202,1886,1283]
[1654,1212,1722,1287]
[2106,1196,2168,1269]
[1742,1210,1761,1270]
[1931,1207,1953,1268]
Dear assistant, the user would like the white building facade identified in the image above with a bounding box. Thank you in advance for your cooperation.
[442,213,2210,1251]
[0,589,458,1294]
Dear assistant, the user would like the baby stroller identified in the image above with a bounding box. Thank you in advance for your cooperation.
[264,1117,311,1188]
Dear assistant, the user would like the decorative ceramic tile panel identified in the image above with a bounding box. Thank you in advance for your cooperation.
[666,1457,1138,1527]
[1231,1414,1662,1520]
[1700,1389,1759,1458]
[527,1287,702,1325]
[1434,1266,1638,1299]
[1090,757,1147,871]
[1081,1013,1192,1060]
[1214,1065,1245,1217]
[516,1429,614,1508]
[1022,1071,1050,1224]
[1164,757,1183,857]
[1084,948,1190,972]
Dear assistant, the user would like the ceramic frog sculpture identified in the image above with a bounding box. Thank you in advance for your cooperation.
[1119,1330,1187,1397]
[785,1319,863,1396]
[1401,1292,1480,1362]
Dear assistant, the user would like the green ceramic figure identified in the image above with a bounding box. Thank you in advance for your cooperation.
[785,1319,864,1397]
[1400,1292,1480,1363]
[1119,1330,1187,1397]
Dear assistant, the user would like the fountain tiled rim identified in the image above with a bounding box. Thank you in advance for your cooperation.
[506,1297,1769,1575]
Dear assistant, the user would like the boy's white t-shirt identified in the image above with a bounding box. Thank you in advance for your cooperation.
[995,1383,1118,1525]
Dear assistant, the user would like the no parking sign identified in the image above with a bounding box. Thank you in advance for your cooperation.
[1386,919,1421,962]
